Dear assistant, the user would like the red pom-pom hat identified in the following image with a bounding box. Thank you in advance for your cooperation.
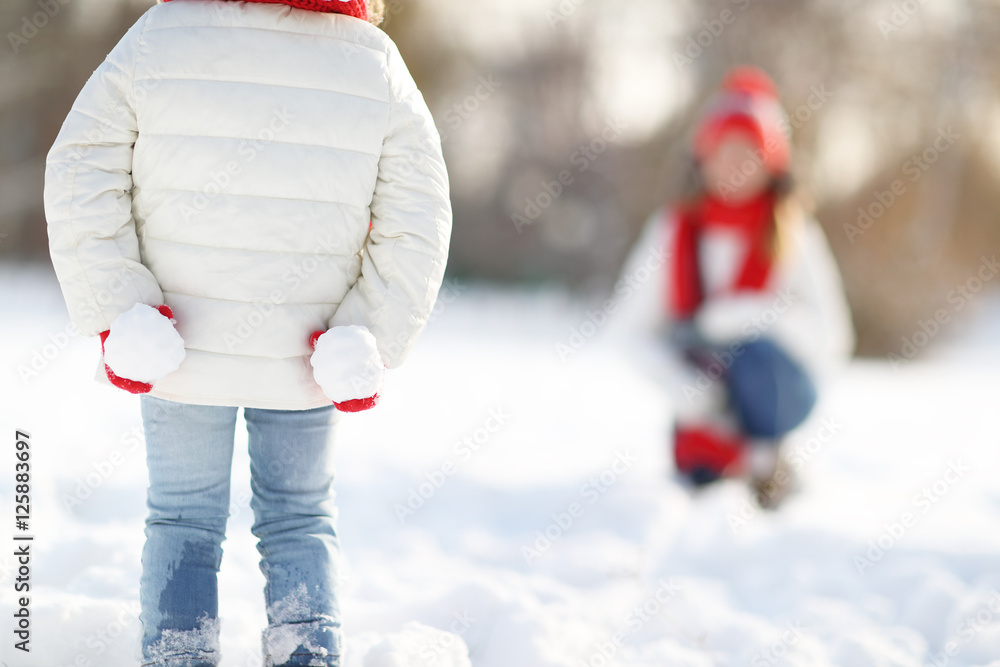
[693,66,790,175]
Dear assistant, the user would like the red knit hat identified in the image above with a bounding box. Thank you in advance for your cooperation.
[693,66,790,174]
[160,0,368,20]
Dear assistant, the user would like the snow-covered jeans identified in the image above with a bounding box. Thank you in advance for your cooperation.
[138,395,342,667]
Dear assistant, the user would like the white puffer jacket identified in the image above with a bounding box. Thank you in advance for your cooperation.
[44,0,451,410]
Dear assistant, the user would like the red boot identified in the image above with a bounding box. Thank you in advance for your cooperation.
[673,425,748,486]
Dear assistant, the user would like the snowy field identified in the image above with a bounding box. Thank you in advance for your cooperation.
[2,261,1000,667]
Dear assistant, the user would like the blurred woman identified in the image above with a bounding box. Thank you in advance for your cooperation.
[614,66,853,505]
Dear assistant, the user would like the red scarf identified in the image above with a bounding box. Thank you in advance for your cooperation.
[669,193,776,319]
[161,0,368,20]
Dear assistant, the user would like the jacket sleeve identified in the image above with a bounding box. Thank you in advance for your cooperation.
[328,38,452,368]
[604,207,675,344]
[44,13,163,337]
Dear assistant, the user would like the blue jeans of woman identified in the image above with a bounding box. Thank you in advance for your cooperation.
[726,338,817,439]
[138,395,342,667]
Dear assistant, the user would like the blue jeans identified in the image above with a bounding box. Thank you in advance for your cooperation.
[726,339,817,439]
[138,396,342,667]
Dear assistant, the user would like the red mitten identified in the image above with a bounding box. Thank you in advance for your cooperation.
[673,425,747,485]
[309,327,384,412]
[99,304,185,394]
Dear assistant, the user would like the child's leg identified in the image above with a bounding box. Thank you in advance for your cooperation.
[139,395,238,667]
[245,404,341,667]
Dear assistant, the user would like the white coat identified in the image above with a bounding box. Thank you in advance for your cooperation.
[44,0,451,409]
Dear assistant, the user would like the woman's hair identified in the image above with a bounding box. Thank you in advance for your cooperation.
[367,0,385,24]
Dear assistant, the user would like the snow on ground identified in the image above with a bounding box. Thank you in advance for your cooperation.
[2,261,1000,667]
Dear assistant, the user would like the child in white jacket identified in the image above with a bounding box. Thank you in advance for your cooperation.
[43,0,451,664]
[613,67,852,503]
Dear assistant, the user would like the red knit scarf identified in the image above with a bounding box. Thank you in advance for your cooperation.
[161,0,368,20]
[669,193,776,319]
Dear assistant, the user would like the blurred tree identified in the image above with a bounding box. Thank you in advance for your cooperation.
[1,0,146,255]
[4,0,1000,355]
[387,0,1000,355]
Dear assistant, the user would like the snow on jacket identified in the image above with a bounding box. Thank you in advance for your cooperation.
[44,0,451,410]
[609,206,854,399]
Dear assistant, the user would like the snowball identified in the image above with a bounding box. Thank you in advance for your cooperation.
[310,325,384,402]
[103,303,186,382]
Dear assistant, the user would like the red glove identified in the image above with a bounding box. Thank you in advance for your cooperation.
[99,305,179,394]
[309,328,383,412]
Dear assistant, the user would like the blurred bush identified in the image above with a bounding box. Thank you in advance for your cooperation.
[3,0,999,355]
